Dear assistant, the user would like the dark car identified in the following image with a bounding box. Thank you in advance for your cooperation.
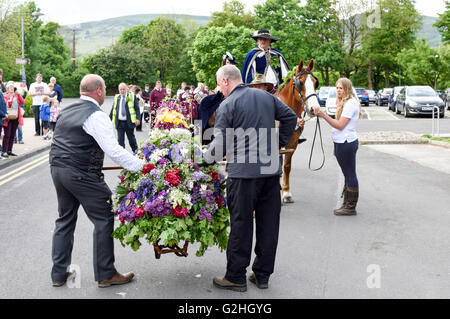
[436,90,446,101]
[388,86,405,111]
[395,86,445,118]
[318,87,331,106]
[355,88,369,106]
[376,88,393,106]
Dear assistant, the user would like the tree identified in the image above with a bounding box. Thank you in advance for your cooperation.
[253,0,307,69]
[299,0,345,85]
[190,24,254,87]
[118,24,147,47]
[207,0,255,29]
[0,0,22,80]
[143,17,186,84]
[434,0,450,44]
[397,39,450,89]
[361,0,421,88]
[83,43,158,92]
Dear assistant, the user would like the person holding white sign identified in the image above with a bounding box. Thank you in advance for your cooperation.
[29,73,50,136]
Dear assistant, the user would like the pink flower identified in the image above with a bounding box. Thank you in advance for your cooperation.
[142,164,155,175]
[209,170,219,182]
[134,207,146,218]
[172,206,188,218]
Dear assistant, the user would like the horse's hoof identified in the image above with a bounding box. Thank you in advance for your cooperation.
[283,197,295,204]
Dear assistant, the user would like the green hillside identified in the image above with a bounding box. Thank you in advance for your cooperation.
[60,14,443,57]
[60,14,210,56]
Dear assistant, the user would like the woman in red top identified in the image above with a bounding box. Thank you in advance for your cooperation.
[2,81,24,158]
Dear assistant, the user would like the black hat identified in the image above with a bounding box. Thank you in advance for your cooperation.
[250,30,280,42]
[222,52,237,65]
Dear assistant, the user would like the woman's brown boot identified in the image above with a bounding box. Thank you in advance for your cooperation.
[334,187,358,216]
[333,186,348,215]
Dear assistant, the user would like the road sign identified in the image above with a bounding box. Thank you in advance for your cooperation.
[16,58,31,65]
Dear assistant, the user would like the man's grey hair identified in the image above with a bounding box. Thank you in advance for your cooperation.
[80,74,104,92]
[118,82,128,89]
[216,65,242,83]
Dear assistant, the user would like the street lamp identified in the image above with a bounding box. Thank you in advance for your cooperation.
[20,11,44,83]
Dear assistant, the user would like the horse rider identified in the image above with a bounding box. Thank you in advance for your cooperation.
[242,30,290,91]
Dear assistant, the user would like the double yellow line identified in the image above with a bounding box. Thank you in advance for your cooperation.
[0,154,49,186]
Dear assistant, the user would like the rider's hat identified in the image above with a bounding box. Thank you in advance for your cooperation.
[222,52,237,65]
[247,74,274,92]
[250,30,279,42]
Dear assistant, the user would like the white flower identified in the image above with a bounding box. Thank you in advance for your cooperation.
[200,184,207,192]
[149,148,168,163]
[169,189,187,208]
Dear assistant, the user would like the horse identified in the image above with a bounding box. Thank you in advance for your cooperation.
[277,59,320,204]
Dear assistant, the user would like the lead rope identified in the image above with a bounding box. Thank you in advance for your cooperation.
[307,114,325,171]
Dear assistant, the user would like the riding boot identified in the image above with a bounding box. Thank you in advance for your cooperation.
[335,187,358,216]
[333,186,348,215]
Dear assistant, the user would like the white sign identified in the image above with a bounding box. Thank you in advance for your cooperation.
[16,58,31,65]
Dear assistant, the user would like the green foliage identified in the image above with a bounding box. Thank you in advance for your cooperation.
[83,43,159,91]
[23,94,33,117]
[112,207,230,257]
[434,1,450,44]
[207,0,255,29]
[118,24,147,47]
[191,24,254,87]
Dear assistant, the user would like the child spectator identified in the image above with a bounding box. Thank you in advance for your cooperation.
[49,99,60,133]
[40,96,51,140]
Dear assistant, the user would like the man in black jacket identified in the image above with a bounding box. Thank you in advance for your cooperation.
[109,83,141,153]
[205,65,297,292]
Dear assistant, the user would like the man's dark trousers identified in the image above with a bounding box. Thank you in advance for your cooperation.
[117,120,138,153]
[225,175,281,285]
[50,166,117,282]
[32,105,41,135]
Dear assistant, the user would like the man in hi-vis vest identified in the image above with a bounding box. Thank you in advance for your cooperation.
[110,83,141,153]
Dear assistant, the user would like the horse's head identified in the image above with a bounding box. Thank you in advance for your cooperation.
[293,60,321,117]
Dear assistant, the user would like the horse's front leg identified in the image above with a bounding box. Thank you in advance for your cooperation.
[281,130,301,204]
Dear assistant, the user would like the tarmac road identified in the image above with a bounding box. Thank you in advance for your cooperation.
[0,99,449,299]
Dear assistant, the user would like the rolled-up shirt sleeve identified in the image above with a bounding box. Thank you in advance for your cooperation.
[82,111,145,172]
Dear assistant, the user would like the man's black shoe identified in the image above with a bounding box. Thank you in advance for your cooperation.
[7,152,18,156]
[249,272,269,289]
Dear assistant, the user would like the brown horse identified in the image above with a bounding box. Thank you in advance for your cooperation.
[277,59,320,203]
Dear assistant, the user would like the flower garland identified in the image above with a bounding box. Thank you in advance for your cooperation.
[112,112,229,257]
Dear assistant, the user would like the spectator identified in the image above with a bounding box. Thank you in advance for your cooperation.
[165,85,172,98]
[149,81,166,112]
[184,94,198,125]
[134,86,145,132]
[194,82,208,104]
[222,51,237,67]
[176,82,187,98]
[50,77,63,102]
[0,69,6,93]
[2,82,24,158]
[40,96,51,140]
[49,99,61,133]
[29,73,50,136]
[0,91,6,153]
[48,82,56,99]
[109,83,141,153]
[14,83,28,144]
[180,86,191,102]
[141,84,151,124]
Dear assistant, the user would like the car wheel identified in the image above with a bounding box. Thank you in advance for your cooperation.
[404,107,409,118]
[439,112,445,118]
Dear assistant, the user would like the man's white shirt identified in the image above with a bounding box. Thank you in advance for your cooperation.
[80,95,144,172]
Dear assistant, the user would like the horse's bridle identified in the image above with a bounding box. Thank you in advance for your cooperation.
[292,70,319,116]
[292,70,325,171]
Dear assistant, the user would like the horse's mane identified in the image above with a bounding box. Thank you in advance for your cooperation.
[278,67,298,92]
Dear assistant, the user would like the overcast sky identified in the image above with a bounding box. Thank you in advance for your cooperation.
[24,0,446,26]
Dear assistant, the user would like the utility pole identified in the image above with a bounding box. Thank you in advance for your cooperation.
[71,29,78,72]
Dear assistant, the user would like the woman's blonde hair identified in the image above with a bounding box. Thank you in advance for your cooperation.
[335,78,362,120]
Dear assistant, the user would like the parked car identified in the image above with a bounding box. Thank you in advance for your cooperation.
[376,88,393,106]
[355,88,369,106]
[395,86,445,118]
[325,87,337,118]
[436,90,446,101]
[318,87,331,106]
[445,88,450,110]
[388,86,404,111]
[367,90,376,104]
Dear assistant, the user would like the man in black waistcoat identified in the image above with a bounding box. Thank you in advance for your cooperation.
[49,74,145,288]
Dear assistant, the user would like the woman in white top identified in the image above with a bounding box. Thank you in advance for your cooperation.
[316,78,362,216]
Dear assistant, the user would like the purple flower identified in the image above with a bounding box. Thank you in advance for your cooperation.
[201,190,216,205]
[142,144,157,162]
[170,143,184,163]
[125,192,136,200]
[146,195,172,217]
[199,208,212,222]
[160,139,168,147]
[192,171,208,182]
[158,157,170,166]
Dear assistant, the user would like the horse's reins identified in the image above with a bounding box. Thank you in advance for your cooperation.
[292,71,325,171]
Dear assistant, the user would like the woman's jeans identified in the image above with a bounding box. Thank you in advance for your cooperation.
[15,126,23,143]
[334,140,359,188]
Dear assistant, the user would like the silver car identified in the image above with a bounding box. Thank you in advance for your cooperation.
[325,87,337,118]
